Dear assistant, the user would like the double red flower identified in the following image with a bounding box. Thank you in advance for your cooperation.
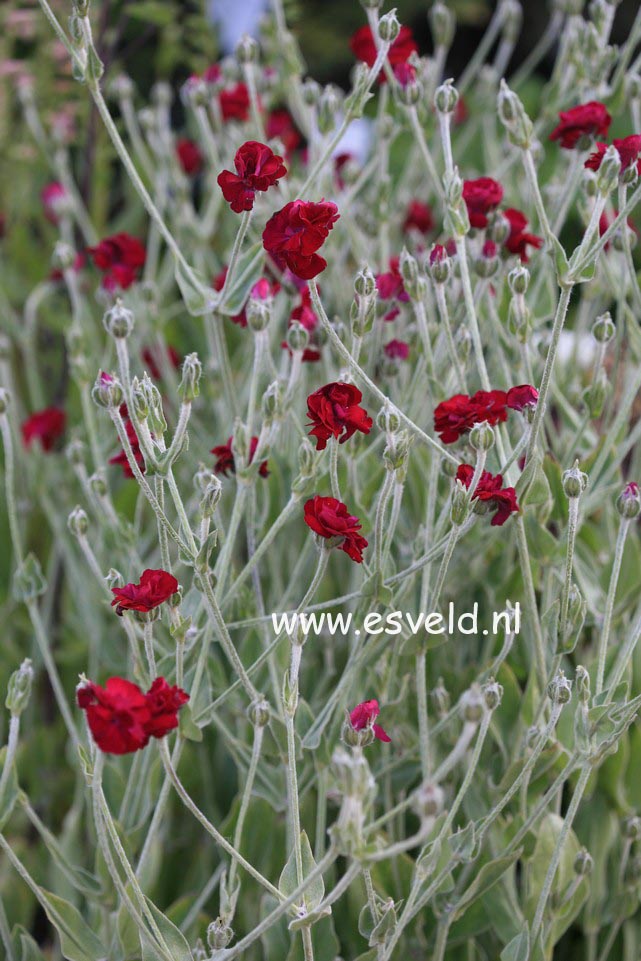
[304,495,368,563]
[21,406,66,452]
[585,135,641,174]
[77,676,189,755]
[211,436,269,478]
[176,138,204,176]
[456,464,519,527]
[306,382,373,451]
[349,699,391,743]
[403,200,434,235]
[87,233,146,291]
[262,199,339,279]
[462,178,504,229]
[111,568,178,616]
[503,209,543,263]
[549,101,611,149]
[217,141,287,213]
[350,24,417,82]
[219,83,251,123]
[434,386,538,444]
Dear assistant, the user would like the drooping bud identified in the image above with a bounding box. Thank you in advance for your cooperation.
[178,352,202,402]
[617,481,641,519]
[103,300,134,339]
[67,506,89,538]
[248,697,270,727]
[207,918,234,950]
[6,659,34,717]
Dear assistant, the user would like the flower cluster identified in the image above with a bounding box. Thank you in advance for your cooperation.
[110,568,178,615]
[87,233,146,291]
[217,140,287,213]
[456,464,519,527]
[304,495,368,563]
[262,199,340,279]
[306,382,373,451]
[434,386,538,444]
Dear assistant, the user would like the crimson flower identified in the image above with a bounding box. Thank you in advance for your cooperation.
[334,152,355,190]
[211,436,269,478]
[350,24,417,82]
[21,407,66,451]
[87,233,146,291]
[394,62,417,88]
[176,138,204,176]
[507,385,539,411]
[462,178,504,229]
[144,677,190,738]
[585,135,641,173]
[307,382,373,451]
[456,464,519,527]
[304,495,368,563]
[384,339,410,360]
[141,344,182,380]
[291,288,318,331]
[111,569,178,616]
[262,199,339,279]
[549,101,611,149]
[217,141,287,213]
[109,407,145,478]
[219,83,251,122]
[266,108,302,155]
[349,699,391,743]
[281,341,322,363]
[503,208,543,263]
[77,676,189,754]
[430,244,448,264]
[434,390,509,444]
[41,182,67,224]
[403,199,434,234]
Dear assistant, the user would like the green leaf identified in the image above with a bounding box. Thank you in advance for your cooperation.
[178,703,203,742]
[0,746,19,831]
[217,243,265,316]
[453,851,521,920]
[173,258,212,316]
[141,896,194,961]
[11,926,47,961]
[278,830,325,912]
[501,926,530,961]
[38,888,107,961]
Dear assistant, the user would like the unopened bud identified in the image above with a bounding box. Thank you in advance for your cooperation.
[488,212,511,246]
[235,33,259,64]
[431,677,450,716]
[428,244,451,284]
[6,659,34,716]
[574,847,593,875]
[429,1,455,49]
[376,404,400,435]
[103,301,134,339]
[592,311,615,343]
[586,368,608,419]
[575,665,591,703]
[469,421,495,452]
[623,815,641,840]
[67,506,89,537]
[483,677,503,709]
[596,145,621,195]
[207,918,234,950]
[508,265,530,295]
[200,477,222,517]
[91,371,123,409]
[450,478,469,526]
[497,79,533,148]
[460,684,485,722]
[248,697,270,727]
[262,381,283,421]
[355,266,376,298]
[434,80,459,115]
[178,352,202,402]
[617,481,641,519]
[562,461,588,498]
[52,241,75,271]
[317,85,342,135]
[547,671,572,704]
[412,782,445,820]
[378,11,401,43]
[287,321,308,352]
[298,438,315,476]
[89,471,107,497]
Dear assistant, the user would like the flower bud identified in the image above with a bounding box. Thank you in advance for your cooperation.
[376,404,401,434]
[592,311,615,343]
[434,79,459,115]
[52,241,76,272]
[431,677,450,716]
[248,697,270,727]
[66,439,85,466]
[12,553,47,602]
[91,371,124,409]
[483,677,503,710]
[207,918,234,950]
[497,79,533,149]
[262,381,283,422]
[575,665,591,704]
[585,368,608,419]
[469,421,495,452]
[412,782,445,820]
[461,685,485,722]
[474,240,499,278]
[429,1,455,49]
[508,265,530,295]
[378,11,401,43]
[428,244,451,284]
[596,145,621,195]
[89,471,108,497]
[617,481,641,519]
[200,477,222,517]
[178,352,202,402]
[547,671,572,704]
[287,321,308,352]
[488,212,511,246]
[399,248,421,299]
[623,815,641,840]
[103,301,134,339]
[574,847,593,876]
[355,266,376,298]
[235,33,258,64]
[67,506,89,538]
[450,478,469,526]
[6,659,34,717]
[298,438,315,477]
[562,461,588,498]
[317,85,342,135]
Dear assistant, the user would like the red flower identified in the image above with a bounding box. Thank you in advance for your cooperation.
[141,344,182,380]
[144,677,190,738]
[456,464,519,527]
[204,63,222,84]
[384,339,409,360]
[266,108,302,155]
[433,389,509,444]
[376,257,409,321]
[503,208,543,263]
[176,138,204,176]
[77,677,151,755]
[550,101,611,149]
[394,62,417,88]
[41,182,67,224]
[211,436,269,478]
[77,676,189,754]
[21,407,66,451]
[585,135,641,173]
[281,341,322,363]
[350,24,417,82]
[219,83,251,122]
[109,412,145,478]
[111,568,178,616]
[334,152,355,190]
[87,233,146,291]
[291,288,318,331]
[507,384,539,411]
[349,699,391,742]
[403,200,433,235]
[462,178,504,229]
[217,141,287,213]
[429,244,448,264]
[304,495,368,563]
[262,199,339,279]
[307,382,373,451]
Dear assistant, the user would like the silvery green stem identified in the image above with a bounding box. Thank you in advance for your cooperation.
[0,894,15,961]
[457,3,506,94]
[329,435,341,501]
[216,209,253,304]
[607,606,641,692]
[28,600,80,750]
[559,496,580,643]
[0,715,19,804]
[571,177,641,278]
[142,621,156,679]
[433,281,467,391]
[154,476,171,570]
[0,415,24,561]
[214,482,249,594]
[596,519,630,695]
[617,183,641,314]
[374,469,395,573]
[227,723,265,899]
[455,237,491,391]
[408,107,445,202]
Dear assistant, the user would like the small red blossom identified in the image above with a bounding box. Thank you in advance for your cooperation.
[87,233,146,291]
[291,288,318,331]
[585,135,641,173]
[403,200,434,235]
[41,182,67,224]
[429,244,447,264]
[217,141,287,213]
[144,677,190,738]
[550,101,611,150]
[456,464,519,527]
[262,199,339,280]
[21,406,66,451]
[384,339,410,360]
[111,568,178,616]
[211,436,269,478]
[219,83,251,122]
[434,390,509,444]
[393,62,416,88]
[204,63,222,84]
[507,385,539,410]
[176,138,204,176]
[266,108,302,155]
[304,495,368,563]
[281,341,322,363]
[349,699,391,743]
[503,208,543,263]
[307,382,373,451]
[376,257,409,320]
[350,24,417,83]
[141,344,182,380]
[462,178,504,229]
[334,152,355,190]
